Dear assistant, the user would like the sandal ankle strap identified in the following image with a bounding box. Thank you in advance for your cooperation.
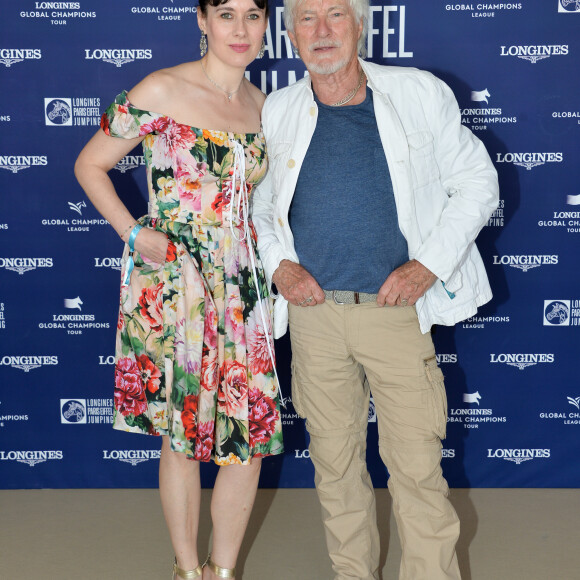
[173,558,202,579]
[204,554,236,578]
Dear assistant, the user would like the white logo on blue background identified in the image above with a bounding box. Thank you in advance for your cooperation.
[68,201,86,215]
[471,89,490,104]
[61,399,87,424]
[44,98,72,126]
[114,155,146,173]
[368,397,377,423]
[64,297,83,311]
[464,391,482,405]
[559,0,580,13]
[543,300,570,326]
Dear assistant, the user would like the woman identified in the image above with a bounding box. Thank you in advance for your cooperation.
[75,0,282,577]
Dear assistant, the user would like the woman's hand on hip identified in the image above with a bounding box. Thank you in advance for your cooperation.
[133,227,170,265]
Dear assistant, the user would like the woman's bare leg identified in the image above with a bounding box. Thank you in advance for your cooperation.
[203,458,262,579]
[160,436,202,576]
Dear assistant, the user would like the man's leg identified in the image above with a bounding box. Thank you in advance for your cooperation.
[289,302,380,580]
[353,304,461,580]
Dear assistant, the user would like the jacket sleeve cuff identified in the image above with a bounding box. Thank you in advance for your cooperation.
[261,246,297,290]
[413,246,463,294]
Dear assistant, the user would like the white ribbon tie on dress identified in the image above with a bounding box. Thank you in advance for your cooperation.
[229,141,286,407]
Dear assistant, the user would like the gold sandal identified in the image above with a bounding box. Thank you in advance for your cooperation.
[173,558,203,579]
[203,554,236,578]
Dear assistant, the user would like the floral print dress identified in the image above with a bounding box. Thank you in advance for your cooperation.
[102,91,283,465]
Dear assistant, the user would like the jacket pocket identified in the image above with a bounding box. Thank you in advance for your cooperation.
[424,355,448,439]
[266,141,292,170]
[407,130,440,189]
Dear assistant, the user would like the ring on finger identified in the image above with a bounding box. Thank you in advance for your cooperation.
[401,298,408,307]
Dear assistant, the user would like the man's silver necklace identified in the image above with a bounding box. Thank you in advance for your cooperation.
[201,60,243,103]
[330,69,366,107]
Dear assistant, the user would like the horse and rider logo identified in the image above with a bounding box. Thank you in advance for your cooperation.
[64,297,83,311]
[68,201,86,216]
[471,89,490,105]
[559,0,580,13]
[543,300,570,326]
[463,391,482,405]
[61,399,87,424]
[44,98,72,126]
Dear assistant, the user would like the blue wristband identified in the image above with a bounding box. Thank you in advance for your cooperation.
[442,281,456,300]
[122,224,143,287]
[128,224,143,251]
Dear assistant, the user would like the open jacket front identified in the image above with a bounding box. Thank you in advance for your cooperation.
[252,59,500,338]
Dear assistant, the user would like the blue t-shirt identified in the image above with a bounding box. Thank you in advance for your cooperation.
[289,86,409,294]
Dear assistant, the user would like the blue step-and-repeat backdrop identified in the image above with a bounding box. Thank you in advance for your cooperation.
[1,1,579,489]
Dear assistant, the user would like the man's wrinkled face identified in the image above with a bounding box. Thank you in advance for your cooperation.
[289,0,362,75]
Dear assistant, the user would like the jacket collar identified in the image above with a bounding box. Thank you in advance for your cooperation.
[298,57,386,102]
[359,58,384,95]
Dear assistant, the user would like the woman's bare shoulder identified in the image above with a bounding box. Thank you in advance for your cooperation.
[127,63,198,112]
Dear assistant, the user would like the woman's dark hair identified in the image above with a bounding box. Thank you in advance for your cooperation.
[198,0,269,17]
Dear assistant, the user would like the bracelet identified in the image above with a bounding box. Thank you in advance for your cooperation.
[120,222,138,241]
[128,224,143,251]
[122,224,143,288]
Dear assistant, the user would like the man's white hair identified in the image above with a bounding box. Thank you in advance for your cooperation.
[283,0,369,58]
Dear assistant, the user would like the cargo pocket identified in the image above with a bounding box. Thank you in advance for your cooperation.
[424,355,448,439]
[290,358,307,419]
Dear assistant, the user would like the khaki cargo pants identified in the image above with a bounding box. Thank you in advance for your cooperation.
[289,301,461,580]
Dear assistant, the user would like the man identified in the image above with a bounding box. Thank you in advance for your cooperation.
[252,0,499,577]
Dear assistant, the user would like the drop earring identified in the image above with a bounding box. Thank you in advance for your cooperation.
[200,33,207,57]
[257,39,265,59]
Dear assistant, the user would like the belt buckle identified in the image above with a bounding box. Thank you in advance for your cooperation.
[332,291,360,304]
[332,291,345,305]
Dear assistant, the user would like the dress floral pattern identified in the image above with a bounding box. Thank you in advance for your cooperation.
[102,91,283,464]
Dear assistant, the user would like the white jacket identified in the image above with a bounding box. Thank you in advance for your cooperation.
[252,60,499,338]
